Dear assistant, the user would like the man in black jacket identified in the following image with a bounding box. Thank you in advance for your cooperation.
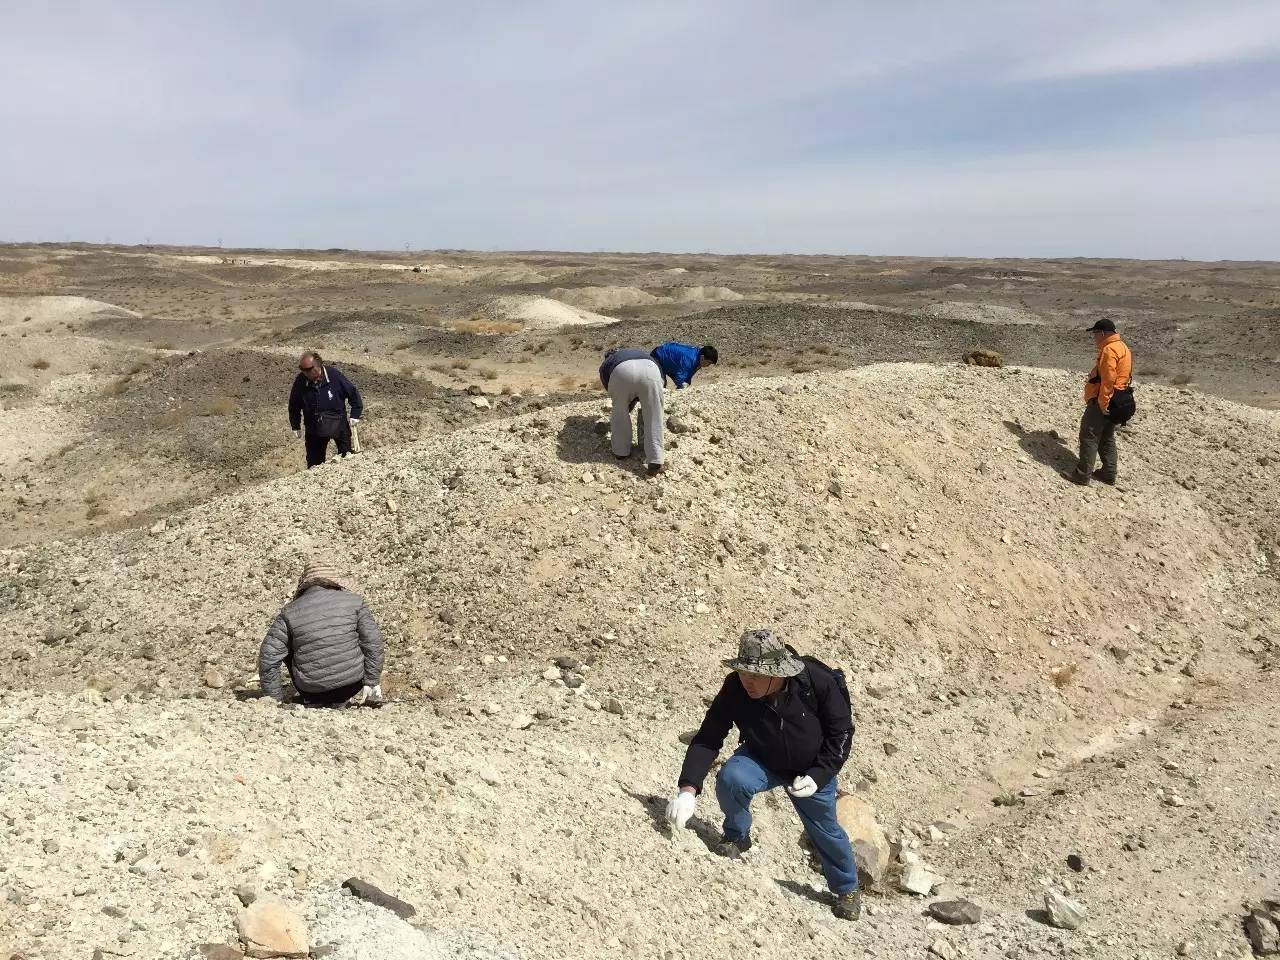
[666,629,861,920]
[288,351,364,468]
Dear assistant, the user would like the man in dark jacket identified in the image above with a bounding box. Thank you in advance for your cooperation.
[651,341,718,390]
[258,559,385,706]
[288,351,364,468]
[666,629,861,920]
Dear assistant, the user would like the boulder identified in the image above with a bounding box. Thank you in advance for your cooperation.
[835,794,890,886]
[237,897,309,959]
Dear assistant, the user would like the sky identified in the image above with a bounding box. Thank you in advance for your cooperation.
[2,1,1279,259]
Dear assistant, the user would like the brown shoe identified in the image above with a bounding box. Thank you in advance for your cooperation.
[1091,470,1116,486]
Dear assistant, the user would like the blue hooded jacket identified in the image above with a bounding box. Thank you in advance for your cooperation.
[650,341,703,388]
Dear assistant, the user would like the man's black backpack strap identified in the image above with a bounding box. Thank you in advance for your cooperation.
[786,644,853,716]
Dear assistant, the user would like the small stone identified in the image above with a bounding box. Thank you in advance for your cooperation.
[1043,888,1087,930]
[929,937,955,960]
[603,698,625,716]
[149,519,167,535]
[203,666,226,689]
[42,626,70,646]
[199,945,245,960]
[478,768,502,786]
[554,656,581,670]
[541,666,561,681]
[827,479,843,498]
[1174,941,1191,957]
[470,396,490,410]
[42,839,60,854]
[562,673,585,690]
[235,884,258,906]
[694,602,710,614]
[385,499,398,514]
[1066,853,1084,872]
[341,878,416,920]
[510,715,535,730]
[928,899,983,925]
[882,742,899,757]
[103,905,127,918]
[237,897,310,959]
[898,862,939,896]
[138,643,157,661]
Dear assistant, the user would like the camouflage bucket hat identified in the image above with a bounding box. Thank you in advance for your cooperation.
[722,629,805,678]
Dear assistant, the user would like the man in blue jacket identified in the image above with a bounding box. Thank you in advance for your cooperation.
[288,351,364,468]
[650,342,718,390]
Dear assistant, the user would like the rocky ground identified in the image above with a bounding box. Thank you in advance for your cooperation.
[2,359,1278,960]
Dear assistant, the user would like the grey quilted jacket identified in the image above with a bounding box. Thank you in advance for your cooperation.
[258,586,384,700]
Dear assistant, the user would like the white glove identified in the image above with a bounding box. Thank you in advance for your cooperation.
[666,790,696,829]
[350,418,360,425]
[349,684,383,706]
[292,429,302,439]
[787,775,818,799]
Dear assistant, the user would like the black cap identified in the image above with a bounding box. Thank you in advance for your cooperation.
[1086,318,1116,333]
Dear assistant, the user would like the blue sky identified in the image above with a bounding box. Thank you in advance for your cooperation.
[2,0,1278,258]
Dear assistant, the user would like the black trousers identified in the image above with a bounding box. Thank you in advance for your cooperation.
[304,423,352,468]
[297,679,364,707]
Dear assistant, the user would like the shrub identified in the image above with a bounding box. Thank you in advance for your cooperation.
[1171,372,1194,385]
[30,359,50,370]
[156,408,192,428]
[206,397,238,416]
[102,379,130,397]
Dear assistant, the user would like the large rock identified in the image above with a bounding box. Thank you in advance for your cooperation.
[835,794,890,886]
[1043,888,1087,931]
[237,897,309,959]
[1245,908,1280,955]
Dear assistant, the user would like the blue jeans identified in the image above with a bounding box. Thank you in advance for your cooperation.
[715,749,859,895]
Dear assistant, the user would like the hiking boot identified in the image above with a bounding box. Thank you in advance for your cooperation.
[1091,470,1116,486]
[833,890,862,921]
[713,835,751,859]
[646,463,666,477]
[1061,469,1090,486]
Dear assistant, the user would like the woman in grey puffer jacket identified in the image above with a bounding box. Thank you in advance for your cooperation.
[258,560,385,706]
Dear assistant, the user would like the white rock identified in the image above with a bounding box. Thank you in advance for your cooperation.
[1043,888,1087,930]
[899,862,940,896]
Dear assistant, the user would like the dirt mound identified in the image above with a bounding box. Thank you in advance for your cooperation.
[1,364,1277,959]
[549,286,661,310]
[482,295,615,331]
[921,301,1044,325]
[0,295,138,327]
[667,285,744,302]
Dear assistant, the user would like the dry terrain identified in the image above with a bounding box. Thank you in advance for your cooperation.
[1,245,1278,960]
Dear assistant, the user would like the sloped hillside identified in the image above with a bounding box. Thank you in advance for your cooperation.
[1,364,1277,960]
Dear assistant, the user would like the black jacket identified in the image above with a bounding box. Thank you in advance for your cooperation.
[678,667,853,793]
[288,365,364,432]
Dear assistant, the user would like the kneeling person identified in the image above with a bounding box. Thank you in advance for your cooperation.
[599,347,666,475]
[666,629,861,920]
[258,560,385,706]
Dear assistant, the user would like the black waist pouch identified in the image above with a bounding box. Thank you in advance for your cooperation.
[313,410,347,439]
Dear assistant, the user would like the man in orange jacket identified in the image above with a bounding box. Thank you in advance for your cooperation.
[1066,318,1133,486]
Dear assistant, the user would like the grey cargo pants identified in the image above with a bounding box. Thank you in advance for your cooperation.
[608,358,665,466]
[1075,399,1118,481]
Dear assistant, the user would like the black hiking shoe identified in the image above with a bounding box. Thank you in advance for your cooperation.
[1061,469,1090,486]
[833,890,862,921]
[713,835,752,859]
[1091,470,1116,486]
[646,463,666,477]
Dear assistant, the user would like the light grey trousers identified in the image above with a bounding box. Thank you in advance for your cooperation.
[608,359,665,465]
